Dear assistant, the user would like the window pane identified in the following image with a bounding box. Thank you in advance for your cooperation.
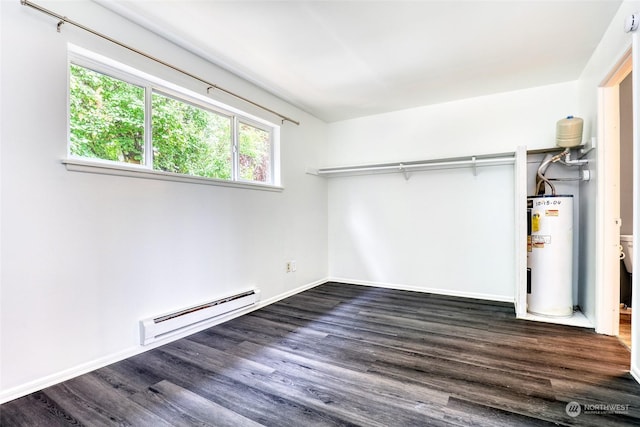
[69,64,145,164]
[152,93,232,179]
[238,122,271,183]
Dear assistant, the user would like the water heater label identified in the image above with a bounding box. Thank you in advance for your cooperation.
[545,209,559,217]
[532,213,540,232]
[531,235,551,248]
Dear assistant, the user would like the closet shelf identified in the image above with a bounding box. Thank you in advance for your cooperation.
[308,152,516,179]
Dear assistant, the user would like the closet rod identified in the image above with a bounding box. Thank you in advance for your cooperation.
[317,155,515,176]
[21,0,300,126]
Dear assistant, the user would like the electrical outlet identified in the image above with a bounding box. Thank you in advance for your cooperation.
[285,261,297,273]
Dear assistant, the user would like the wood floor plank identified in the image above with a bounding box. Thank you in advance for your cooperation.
[444,397,562,427]
[129,380,264,427]
[133,347,357,426]
[229,339,450,407]
[160,338,436,427]
[367,359,563,419]
[2,282,639,427]
[0,392,84,427]
[550,378,640,418]
[42,373,174,426]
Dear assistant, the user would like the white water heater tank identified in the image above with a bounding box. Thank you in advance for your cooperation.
[527,195,573,317]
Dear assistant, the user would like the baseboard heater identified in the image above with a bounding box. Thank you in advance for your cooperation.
[140,288,260,345]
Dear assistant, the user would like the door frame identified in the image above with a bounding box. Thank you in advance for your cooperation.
[595,50,631,336]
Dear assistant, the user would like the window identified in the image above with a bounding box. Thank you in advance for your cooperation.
[238,121,272,183]
[69,64,145,165]
[68,53,279,187]
[151,92,232,179]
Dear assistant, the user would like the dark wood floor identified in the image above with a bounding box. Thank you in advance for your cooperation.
[620,307,632,350]
[2,282,639,426]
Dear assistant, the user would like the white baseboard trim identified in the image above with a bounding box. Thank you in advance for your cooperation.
[258,277,328,308]
[515,311,594,328]
[0,277,329,405]
[0,346,142,405]
[631,365,640,385]
[327,277,515,303]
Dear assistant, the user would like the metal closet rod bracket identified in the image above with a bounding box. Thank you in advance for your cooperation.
[398,164,410,180]
[21,0,300,126]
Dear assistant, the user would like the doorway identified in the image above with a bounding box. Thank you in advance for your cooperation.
[597,50,632,345]
[619,70,633,349]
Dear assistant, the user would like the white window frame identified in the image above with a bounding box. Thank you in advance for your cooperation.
[65,45,282,191]
[236,117,275,184]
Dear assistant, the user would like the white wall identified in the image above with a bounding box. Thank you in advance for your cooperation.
[327,82,580,165]
[328,165,516,300]
[0,1,328,402]
[327,82,580,300]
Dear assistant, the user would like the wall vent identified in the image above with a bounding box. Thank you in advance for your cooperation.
[140,288,260,345]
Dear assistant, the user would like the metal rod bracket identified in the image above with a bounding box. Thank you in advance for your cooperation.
[399,164,410,180]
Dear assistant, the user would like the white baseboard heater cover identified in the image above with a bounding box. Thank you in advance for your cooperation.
[140,288,260,345]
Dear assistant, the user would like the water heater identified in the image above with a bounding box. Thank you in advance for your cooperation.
[527,195,573,317]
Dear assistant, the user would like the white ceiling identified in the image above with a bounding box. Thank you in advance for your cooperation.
[97,1,622,123]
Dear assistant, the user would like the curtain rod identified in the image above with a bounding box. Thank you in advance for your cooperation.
[21,0,300,126]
